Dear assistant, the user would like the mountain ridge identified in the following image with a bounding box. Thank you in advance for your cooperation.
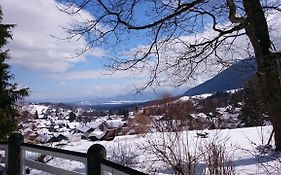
[184,58,257,96]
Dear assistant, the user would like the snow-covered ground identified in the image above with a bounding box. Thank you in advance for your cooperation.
[28,125,281,175]
[20,92,277,174]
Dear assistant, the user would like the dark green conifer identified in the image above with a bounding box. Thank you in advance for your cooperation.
[239,77,266,127]
[0,8,29,141]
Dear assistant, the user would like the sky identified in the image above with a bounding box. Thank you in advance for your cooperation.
[1,0,188,102]
[1,0,281,102]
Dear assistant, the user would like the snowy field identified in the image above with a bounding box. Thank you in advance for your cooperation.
[27,125,281,175]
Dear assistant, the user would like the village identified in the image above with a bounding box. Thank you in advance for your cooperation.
[17,90,258,147]
[18,104,129,145]
[9,91,275,175]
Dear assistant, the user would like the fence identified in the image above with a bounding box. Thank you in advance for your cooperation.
[0,133,147,175]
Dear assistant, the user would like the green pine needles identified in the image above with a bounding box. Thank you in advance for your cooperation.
[0,8,29,141]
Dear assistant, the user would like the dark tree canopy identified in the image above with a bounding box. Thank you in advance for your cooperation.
[0,8,30,141]
[239,78,267,127]
[59,0,281,150]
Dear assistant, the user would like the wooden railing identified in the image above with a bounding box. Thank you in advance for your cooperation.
[0,142,8,166]
[0,133,147,175]
[21,143,87,175]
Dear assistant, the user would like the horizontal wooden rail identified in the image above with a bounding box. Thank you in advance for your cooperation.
[4,133,148,175]
[21,143,87,174]
[25,159,83,175]
[101,159,147,175]
[0,142,8,165]
[0,142,8,151]
[21,143,87,163]
[0,142,8,145]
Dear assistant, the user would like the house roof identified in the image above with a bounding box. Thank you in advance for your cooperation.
[68,122,80,129]
[106,119,125,128]
[76,125,91,133]
[86,121,104,129]
[88,129,106,140]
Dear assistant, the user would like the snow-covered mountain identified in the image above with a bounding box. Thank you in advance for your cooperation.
[75,88,187,107]
[184,58,256,96]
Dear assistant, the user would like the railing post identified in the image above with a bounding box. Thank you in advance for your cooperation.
[87,144,106,175]
[8,133,24,175]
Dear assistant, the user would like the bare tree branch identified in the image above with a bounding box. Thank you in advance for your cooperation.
[97,0,205,30]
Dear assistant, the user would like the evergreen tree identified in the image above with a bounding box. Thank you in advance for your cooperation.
[34,110,39,119]
[0,9,29,141]
[239,78,266,127]
[68,111,77,122]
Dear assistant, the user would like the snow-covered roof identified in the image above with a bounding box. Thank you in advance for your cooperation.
[153,115,164,120]
[86,121,104,129]
[76,125,91,133]
[198,113,208,119]
[53,132,70,137]
[179,96,190,101]
[23,127,32,133]
[57,127,68,132]
[107,119,125,128]
[68,122,80,129]
[37,133,53,143]
[88,129,106,140]
[190,113,208,119]
[29,104,49,113]
[37,122,47,128]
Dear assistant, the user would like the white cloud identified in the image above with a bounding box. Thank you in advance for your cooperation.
[120,9,281,87]
[29,80,147,102]
[1,0,106,72]
[267,10,281,51]
[49,69,147,80]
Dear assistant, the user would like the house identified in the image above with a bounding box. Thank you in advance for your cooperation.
[88,129,117,141]
[75,125,92,134]
[46,134,68,143]
[88,129,106,141]
[106,119,125,129]
[75,120,119,141]
[67,122,80,130]
[87,120,108,131]
[37,134,53,144]
[101,129,116,141]
[74,121,107,133]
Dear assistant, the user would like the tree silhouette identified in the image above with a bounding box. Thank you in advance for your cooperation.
[239,77,266,127]
[0,9,30,141]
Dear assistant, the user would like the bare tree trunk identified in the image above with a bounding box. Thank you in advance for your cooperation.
[261,55,281,151]
[243,0,281,151]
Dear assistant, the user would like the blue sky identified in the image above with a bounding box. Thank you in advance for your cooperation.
[2,0,281,102]
[1,0,191,102]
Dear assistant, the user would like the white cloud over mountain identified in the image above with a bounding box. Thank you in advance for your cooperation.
[1,0,105,72]
[120,8,281,87]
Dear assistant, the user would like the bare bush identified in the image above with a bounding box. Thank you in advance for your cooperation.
[109,142,138,167]
[144,94,197,132]
[126,112,152,135]
[142,131,202,175]
[141,127,236,175]
[200,135,235,175]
